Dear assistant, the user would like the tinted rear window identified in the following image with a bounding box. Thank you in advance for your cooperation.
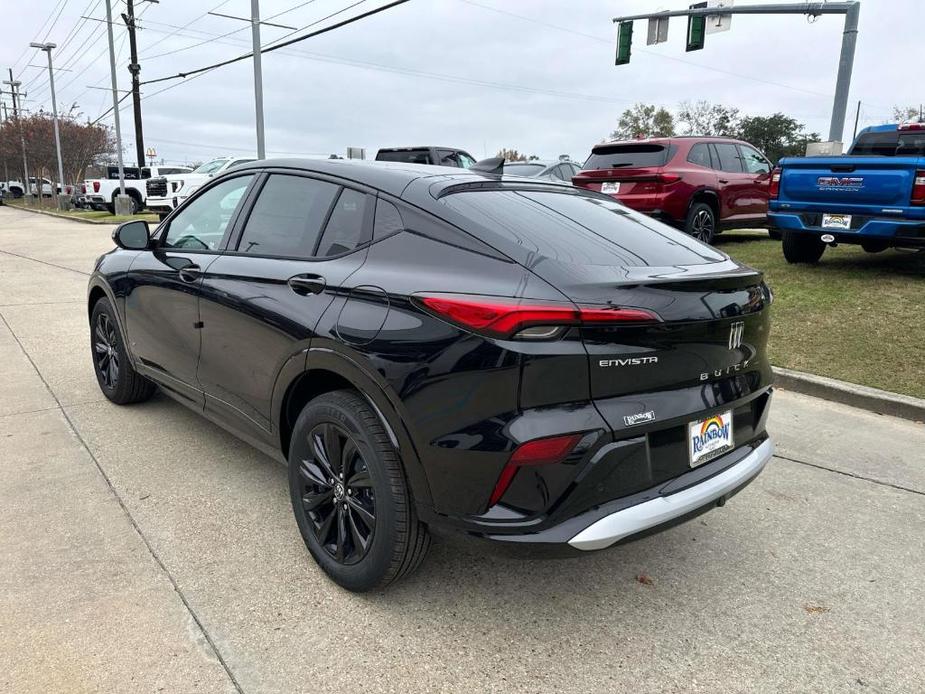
[376,149,431,164]
[850,130,925,156]
[440,189,723,268]
[504,163,546,176]
[584,144,673,170]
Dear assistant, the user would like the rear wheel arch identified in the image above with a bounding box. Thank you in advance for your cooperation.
[276,354,434,510]
[689,189,720,219]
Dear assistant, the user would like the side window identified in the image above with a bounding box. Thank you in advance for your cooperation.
[163,175,254,250]
[714,143,743,173]
[687,143,712,168]
[141,168,152,179]
[229,158,256,170]
[739,145,771,174]
[236,174,339,258]
[437,149,462,167]
[458,152,476,169]
[316,188,372,257]
[373,198,404,240]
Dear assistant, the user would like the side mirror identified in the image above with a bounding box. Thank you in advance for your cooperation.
[113,220,150,250]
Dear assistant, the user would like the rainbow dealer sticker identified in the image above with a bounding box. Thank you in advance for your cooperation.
[688,411,734,467]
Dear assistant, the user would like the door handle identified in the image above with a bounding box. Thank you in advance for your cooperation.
[178,264,202,283]
[288,274,326,295]
[718,178,730,184]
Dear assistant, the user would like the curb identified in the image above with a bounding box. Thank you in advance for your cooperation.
[2,203,154,225]
[773,366,925,423]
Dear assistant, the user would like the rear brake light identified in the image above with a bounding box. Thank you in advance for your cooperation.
[81,184,86,194]
[913,170,925,206]
[769,168,782,199]
[898,121,925,131]
[93,181,100,193]
[657,173,681,184]
[489,433,583,506]
[415,294,660,340]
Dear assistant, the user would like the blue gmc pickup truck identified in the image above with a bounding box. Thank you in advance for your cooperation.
[768,122,925,263]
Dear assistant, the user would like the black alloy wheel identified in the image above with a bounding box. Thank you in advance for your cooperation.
[90,297,157,405]
[94,312,120,390]
[686,202,716,244]
[298,422,377,565]
[288,390,430,592]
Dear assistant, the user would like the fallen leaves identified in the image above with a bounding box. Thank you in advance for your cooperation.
[803,604,830,615]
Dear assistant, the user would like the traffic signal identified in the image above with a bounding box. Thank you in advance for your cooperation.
[615,21,633,65]
[687,2,707,51]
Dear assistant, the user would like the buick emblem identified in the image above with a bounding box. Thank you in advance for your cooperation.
[728,321,745,350]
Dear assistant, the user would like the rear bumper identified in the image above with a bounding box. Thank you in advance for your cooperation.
[569,438,772,550]
[768,210,925,245]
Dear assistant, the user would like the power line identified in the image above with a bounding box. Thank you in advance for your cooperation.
[13,0,71,78]
[141,0,405,86]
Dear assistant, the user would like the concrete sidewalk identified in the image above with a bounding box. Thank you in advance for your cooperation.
[2,207,923,693]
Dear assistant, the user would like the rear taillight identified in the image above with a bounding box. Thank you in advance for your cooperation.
[93,181,100,193]
[489,433,583,506]
[414,294,661,340]
[657,172,681,184]
[81,184,86,194]
[769,168,782,199]
[912,170,925,206]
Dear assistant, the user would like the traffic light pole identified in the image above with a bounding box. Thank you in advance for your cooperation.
[612,2,861,143]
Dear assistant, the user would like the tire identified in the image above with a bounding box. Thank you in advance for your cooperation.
[768,228,782,240]
[105,203,115,215]
[128,194,142,215]
[685,202,716,244]
[158,212,169,222]
[782,231,826,264]
[288,390,430,592]
[90,298,156,405]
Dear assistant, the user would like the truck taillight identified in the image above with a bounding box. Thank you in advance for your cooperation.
[912,170,925,206]
[93,181,100,193]
[769,168,782,199]
[81,184,86,194]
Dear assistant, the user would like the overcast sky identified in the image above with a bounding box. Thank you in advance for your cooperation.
[2,0,918,166]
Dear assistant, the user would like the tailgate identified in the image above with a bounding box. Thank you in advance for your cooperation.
[779,156,920,207]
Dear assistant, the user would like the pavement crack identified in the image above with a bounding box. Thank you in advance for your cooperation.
[0,248,91,276]
[0,312,246,694]
[775,453,924,497]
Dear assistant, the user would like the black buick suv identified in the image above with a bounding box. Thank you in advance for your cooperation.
[88,159,774,591]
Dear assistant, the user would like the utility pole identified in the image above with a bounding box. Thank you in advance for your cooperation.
[611,2,862,145]
[104,0,130,215]
[122,0,145,169]
[208,4,296,160]
[251,0,266,159]
[3,70,30,204]
[30,42,69,209]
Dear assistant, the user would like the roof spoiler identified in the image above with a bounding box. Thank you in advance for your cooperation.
[469,157,504,175]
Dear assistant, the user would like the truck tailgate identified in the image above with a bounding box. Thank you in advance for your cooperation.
[778,155,921,208]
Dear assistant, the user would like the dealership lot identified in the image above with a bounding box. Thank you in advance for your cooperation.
[1,206,923,693]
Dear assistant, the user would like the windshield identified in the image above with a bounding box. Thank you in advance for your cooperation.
[504,163,546,177]
[194,158,229,175]
[584,144,673,170]
[850,130,925,156]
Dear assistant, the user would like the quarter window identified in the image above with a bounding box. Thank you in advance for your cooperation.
[687,143,712,168]
[315,188,372,257]
[373,198,404,239]
[162,175,254,250]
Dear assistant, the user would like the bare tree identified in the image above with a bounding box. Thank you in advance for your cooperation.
[609,103,675,140]
[677,100,741,136]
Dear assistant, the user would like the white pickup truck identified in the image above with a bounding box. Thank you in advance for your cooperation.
[145,156,256,218]
[1,177,59,197]
[82,165,193,214]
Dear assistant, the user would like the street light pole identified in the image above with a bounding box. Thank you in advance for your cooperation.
[104,0,130,214]
[31,42,69,209]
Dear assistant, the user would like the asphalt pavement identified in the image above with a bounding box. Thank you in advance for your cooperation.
[1,206,923,694]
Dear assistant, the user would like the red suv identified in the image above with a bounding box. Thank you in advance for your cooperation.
[572,137,773,244]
